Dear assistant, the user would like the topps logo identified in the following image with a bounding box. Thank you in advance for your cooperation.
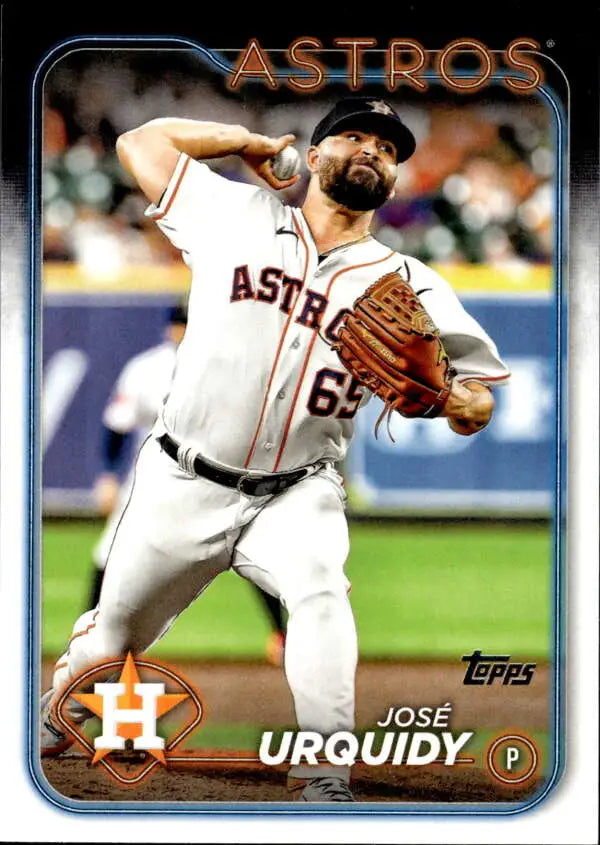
[462,650,536,686]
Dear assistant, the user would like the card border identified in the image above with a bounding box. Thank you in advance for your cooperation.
[26,34,568,817]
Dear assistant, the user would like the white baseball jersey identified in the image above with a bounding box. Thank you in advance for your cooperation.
[103,340,178,443]
[146,153,509,474]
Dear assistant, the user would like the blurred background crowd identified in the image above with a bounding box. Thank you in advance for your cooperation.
[43,50,554,274]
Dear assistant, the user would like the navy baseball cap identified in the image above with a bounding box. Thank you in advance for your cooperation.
[311,97,416,162]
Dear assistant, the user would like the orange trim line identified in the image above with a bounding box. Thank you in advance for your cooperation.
[458,374,511,383]
[243,210,310,469]
[272,250,395,471]
[68,610,99,644]
[153,155,191,221]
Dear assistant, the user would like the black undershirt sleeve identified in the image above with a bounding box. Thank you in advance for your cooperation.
[100,426,131,473]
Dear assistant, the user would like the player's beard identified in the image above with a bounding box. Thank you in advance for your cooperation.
[318,154,395,211]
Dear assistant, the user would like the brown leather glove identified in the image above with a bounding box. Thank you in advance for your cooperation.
[332,271,454,436]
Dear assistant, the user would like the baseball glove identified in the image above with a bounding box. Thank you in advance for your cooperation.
[331,269,455,437]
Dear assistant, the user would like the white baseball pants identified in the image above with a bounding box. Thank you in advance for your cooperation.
[52,435,357,781]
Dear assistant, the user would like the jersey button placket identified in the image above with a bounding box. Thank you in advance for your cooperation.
[266,221,318,470]
[253,330,303,469]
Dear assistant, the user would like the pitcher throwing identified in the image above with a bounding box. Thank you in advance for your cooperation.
[41,97,510,802]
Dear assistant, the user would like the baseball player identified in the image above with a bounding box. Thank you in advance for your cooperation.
[41,97,510,802]
[86,303,286,660]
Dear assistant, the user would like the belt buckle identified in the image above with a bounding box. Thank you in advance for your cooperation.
[236,468,305,497]
[236,474,251,494]
[237,469,280,497]
[236,470,267,496]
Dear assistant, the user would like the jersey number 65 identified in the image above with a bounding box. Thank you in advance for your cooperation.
[307,368,365,419]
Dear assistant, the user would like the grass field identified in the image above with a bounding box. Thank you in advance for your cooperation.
[41,520,553,660]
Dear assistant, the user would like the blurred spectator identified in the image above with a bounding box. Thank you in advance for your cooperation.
[43,55,554,273]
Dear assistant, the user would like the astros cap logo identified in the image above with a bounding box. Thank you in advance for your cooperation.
[366,100,395,115]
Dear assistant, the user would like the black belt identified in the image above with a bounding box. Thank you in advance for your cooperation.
[158,433,310,497]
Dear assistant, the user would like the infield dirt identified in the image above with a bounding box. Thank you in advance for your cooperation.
[39,660,550,805]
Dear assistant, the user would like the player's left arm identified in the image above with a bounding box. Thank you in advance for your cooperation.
[405,258,510,436]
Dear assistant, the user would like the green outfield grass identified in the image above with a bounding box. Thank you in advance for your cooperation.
[41,520,553,660]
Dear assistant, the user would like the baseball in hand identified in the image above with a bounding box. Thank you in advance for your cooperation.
[270,146,301,180]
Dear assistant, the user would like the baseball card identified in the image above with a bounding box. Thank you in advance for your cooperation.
[1,8,598,844]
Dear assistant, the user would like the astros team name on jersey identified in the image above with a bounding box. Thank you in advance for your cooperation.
[230,264,351,341]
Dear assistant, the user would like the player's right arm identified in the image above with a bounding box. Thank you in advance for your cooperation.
[116,119,299,204]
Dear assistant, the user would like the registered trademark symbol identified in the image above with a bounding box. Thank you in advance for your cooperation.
[546,39,555,48]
